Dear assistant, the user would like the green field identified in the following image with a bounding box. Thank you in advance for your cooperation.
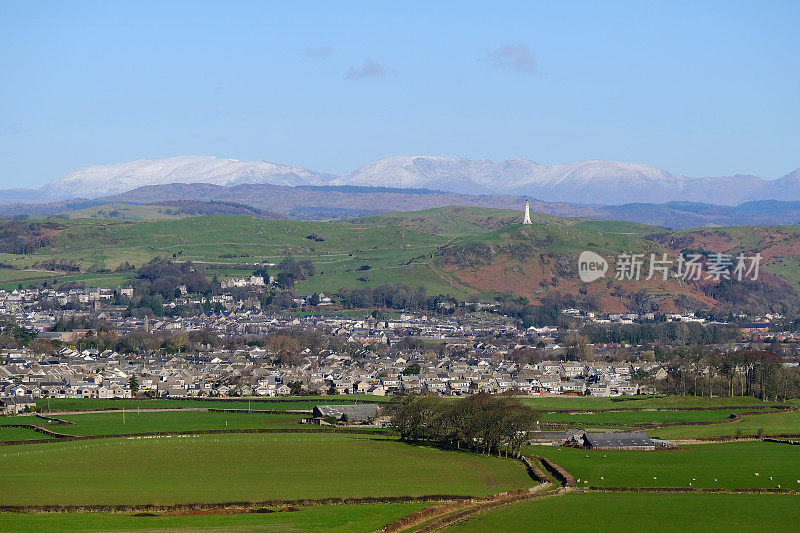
[445,492,800,532]
[0,502,430,532]
[35,396,391,412]
[0,268,56,282]
[0,433,532,505]
[32,410,305,436]
[522,395,788,411]
[0,427,52,441]
[531,441,800,489]
[540,409,741,426]
[648,409,800,439]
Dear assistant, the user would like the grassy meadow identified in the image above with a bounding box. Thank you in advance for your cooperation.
[34,396,391,412]
[520,395,789,411]
[0,427,52,442]
[0,433,532,506]
[444,492,800,532]
[540,408,741,426]
[531,441,800,489]
[34,410,305,436]
[648,409,800,439]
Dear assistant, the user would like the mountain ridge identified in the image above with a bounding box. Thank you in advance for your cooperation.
[1,154,797,206]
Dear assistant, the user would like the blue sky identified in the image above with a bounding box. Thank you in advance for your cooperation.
[1,0,798,188]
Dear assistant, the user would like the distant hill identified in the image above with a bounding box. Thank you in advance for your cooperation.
[56,201,284,221]
[8,182,800,230]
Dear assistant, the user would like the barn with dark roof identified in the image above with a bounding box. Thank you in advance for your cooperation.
[312,404,382,424]
[581,432,656,451]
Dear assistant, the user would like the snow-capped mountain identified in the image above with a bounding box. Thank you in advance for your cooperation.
[39,156,336,199]
[332,156,772,205]
[2,154,797,206]
[747,169,800,202]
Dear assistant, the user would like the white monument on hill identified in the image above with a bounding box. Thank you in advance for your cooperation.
[522,199,533,225]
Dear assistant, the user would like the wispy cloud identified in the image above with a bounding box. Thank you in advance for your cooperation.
[344,59,387,80]
[483,45,538,75]
[303,45,333,58]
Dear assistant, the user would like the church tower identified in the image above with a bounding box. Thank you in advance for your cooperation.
[522,199,532,225]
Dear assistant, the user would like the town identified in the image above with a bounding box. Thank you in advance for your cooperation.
[2,278,798,404]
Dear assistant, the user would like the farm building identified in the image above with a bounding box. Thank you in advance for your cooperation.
[312,404,382,424]
[581,432,656,451]
[528,429,583,446]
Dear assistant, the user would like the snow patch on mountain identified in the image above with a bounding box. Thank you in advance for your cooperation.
[40,156,336,199]
[334,156,771,204]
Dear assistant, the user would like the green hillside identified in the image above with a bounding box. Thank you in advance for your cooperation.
[2,208,800,306]
[354,206,661,238]
[354,206,547,236]
[0,215,465,296]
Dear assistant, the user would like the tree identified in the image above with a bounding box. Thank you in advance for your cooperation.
[128,375,139,397]
[563,334,593,360]
[403,363,421,375]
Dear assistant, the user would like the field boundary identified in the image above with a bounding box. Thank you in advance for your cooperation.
[763,437,800,445]
[0,494,476,514]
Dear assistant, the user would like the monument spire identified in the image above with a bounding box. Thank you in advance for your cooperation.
[522,199,532,225]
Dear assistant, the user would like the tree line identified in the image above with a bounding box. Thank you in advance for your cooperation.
[653,348,800,401]
[336,284,456,312]
[390,393,539,458]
